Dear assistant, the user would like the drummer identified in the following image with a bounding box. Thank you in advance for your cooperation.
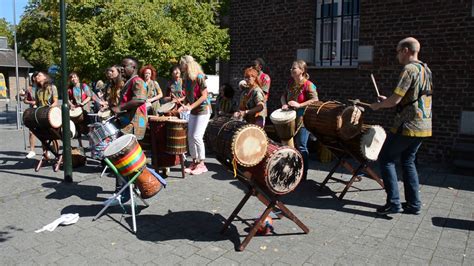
[35,71,59,159]
[103,57,148,206]
[24,72,39,159]
[178,55,211,175]
[67,72,92,113]
[163,65,185,104]
[280,60,318,181]
[215,83,236,116]
[101,65,123,113]
[139,64,163,115]
[233,67,266,127]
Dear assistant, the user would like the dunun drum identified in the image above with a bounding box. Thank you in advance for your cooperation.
[269,108,297,141]
[149,116,181,168]
[205,116,231,152]
[166,119,187,155]
[134,167,163,199]
[303,101,363,140]
[23,106,62,129]
[103,134,146,178]
[207,118,268,167]
[345,125,387,161]
[245,141,304,196]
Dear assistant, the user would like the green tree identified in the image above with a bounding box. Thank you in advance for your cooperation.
[0,18,14,47]
[17,1,229,80]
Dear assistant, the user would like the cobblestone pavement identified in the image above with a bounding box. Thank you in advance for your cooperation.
[0,128,473,265]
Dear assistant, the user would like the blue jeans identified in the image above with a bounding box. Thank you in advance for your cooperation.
[295,127,310,180]
[378,132,423,210]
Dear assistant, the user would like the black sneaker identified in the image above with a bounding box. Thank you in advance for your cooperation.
[402,202,421,215]
[376,204,402,215]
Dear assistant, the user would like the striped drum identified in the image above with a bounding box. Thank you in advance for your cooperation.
[104,134,146,177]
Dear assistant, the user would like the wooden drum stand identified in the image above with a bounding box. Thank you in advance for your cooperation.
[220,172,309,251]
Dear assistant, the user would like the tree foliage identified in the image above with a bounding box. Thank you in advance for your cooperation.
[0,18,14,47]
[16,1,229,80]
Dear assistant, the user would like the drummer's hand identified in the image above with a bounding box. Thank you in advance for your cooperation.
[288,101,300,109]
[377,95,387,102]
[282,104,289,110]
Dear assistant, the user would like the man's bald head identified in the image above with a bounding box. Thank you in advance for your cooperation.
[397,37,420,54]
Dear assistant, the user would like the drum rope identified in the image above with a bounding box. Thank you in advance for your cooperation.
[34,106,47,125]
[232,157,238,177]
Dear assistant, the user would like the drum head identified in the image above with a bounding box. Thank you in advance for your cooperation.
[69,121,76,139]
[166,119,187,124]
[270,108,296,124]
[360,125,386,161]
[104,134,135,157]
[149,115,174,122]
[266,147,303,194]
[70,107,83,117]
[156,102,176,113]
[98,110,111,118]
[233,125,268,166]
[49,107,62,128]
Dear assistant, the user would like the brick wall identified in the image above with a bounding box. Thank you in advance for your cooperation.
[227,0,474,163]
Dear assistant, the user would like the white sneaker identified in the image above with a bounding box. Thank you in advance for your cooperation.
[26,151,36,159]
[103,194,122,206]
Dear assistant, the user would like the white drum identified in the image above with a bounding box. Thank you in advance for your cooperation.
[269,108,297,141]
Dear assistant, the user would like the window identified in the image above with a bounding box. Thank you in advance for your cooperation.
[315,0,360,67]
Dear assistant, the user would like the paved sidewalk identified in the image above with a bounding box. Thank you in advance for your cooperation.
[0,129,473,265]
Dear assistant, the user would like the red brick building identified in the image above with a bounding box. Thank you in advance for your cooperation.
[223,0,474,163]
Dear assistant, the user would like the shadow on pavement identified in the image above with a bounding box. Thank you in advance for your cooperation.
[0,169,63,182]
[0,225,24,243]
[42,181,112,202]
[432,217,474,231]
[281,180,390,219]
[128,211,241,250]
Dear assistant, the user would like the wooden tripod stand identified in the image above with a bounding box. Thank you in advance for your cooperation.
[220,174,309,251]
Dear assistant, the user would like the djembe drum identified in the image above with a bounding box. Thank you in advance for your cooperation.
[303,101,363,140]
[206,117,268,167]
[345,125,387,162]
[156,102,178,117]
[104,134,161,199]
[244,140,304,196]
[269,108,297,147]
[23,106,62,130]
[97,110,112,122]
[70,107,90,135]
[165,119,187,155]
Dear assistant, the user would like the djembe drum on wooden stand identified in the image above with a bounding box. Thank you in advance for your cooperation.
[23,106,64,172]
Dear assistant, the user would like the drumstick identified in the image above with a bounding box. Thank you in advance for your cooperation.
[370,73,380,97]
[348,99,371,108]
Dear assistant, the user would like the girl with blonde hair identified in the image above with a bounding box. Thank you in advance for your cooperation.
[178,55,212,175]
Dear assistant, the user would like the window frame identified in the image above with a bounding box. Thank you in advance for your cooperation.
[314,0,360,68]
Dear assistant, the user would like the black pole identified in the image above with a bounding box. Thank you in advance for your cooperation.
[60,0,72,182]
